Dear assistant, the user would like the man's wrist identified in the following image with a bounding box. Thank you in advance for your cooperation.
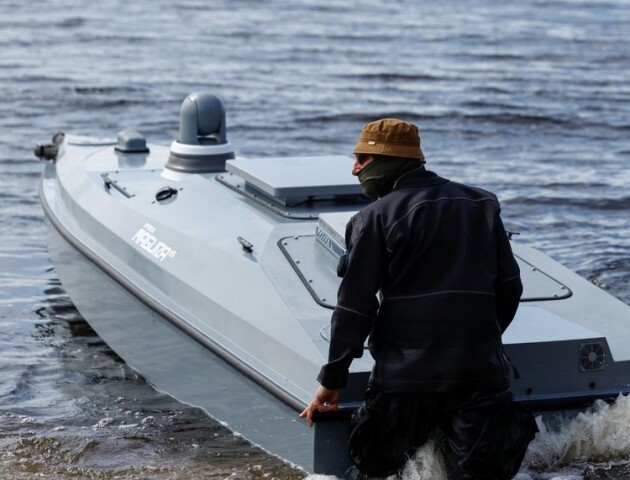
[317,366,348,390]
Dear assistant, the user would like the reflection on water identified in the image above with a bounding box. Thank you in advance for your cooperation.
[0,286,304,479]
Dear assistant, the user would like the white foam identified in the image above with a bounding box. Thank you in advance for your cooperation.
[524,394,630,470]
[398,437,448,480]
[92,417,113,429]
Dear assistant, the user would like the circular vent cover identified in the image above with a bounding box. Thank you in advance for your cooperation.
[579,342,606,372]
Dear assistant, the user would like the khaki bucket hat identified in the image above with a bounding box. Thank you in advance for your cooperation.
[353,118,424,160]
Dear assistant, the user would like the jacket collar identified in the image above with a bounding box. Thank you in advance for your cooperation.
[393,167,449,190]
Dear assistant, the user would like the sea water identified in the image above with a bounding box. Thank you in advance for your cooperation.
[1,0,629,478]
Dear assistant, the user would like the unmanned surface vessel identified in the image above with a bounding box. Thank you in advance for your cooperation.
[36,92,630,475]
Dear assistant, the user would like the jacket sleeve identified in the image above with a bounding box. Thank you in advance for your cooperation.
[317,211,385,389]
[494,213,523,333]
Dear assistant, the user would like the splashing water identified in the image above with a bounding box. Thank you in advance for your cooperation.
[303,439,447,480]
[398,438,448,480]
[305,394,630,480]
[524,394,630,474]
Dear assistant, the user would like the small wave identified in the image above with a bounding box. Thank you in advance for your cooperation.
[66,97,145,110]
[6,75,74,86]
[461,100,523,110]
[466,53,528,61]
[472,85,513,95]
[533,182,610,189]
[462,112,571,126]
[335,72,442,82]
[57,17,85,29]
[74,32,154,44]
[67,86,148,95]
[585,257,630,301]
[292,110,576,130]
[510,195,630,211]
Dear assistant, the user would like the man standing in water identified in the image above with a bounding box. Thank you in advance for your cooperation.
[300,119,537,479]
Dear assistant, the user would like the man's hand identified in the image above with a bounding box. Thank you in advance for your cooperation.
[299,385,341,427]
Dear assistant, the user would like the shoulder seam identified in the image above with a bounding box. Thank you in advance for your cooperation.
[385,196,499,246]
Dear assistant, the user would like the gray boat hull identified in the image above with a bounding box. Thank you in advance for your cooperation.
[44,204,315,471]
[37,120,630,475]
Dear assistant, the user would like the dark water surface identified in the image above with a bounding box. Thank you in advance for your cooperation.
[1,0,630,478]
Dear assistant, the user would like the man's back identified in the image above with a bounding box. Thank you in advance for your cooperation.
[345,168,522,392]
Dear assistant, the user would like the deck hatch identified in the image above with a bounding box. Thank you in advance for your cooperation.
[516,256,572,301]
[278,235,338,309]
[225,156,364,206]
[315,212,572,303]
[217,171,367,220]
[280,213,573,309]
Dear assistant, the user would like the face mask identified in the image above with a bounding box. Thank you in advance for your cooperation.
[357,158,421,198]
[357,161,389,198]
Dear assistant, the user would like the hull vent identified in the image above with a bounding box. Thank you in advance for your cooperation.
[579,343,606,372]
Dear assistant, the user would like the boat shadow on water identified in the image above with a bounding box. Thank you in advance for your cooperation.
[1,282,304,480]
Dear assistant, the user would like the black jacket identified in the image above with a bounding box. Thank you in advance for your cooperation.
[317,168,522,393]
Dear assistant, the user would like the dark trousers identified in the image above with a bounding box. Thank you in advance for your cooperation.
[348,388,538,480]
